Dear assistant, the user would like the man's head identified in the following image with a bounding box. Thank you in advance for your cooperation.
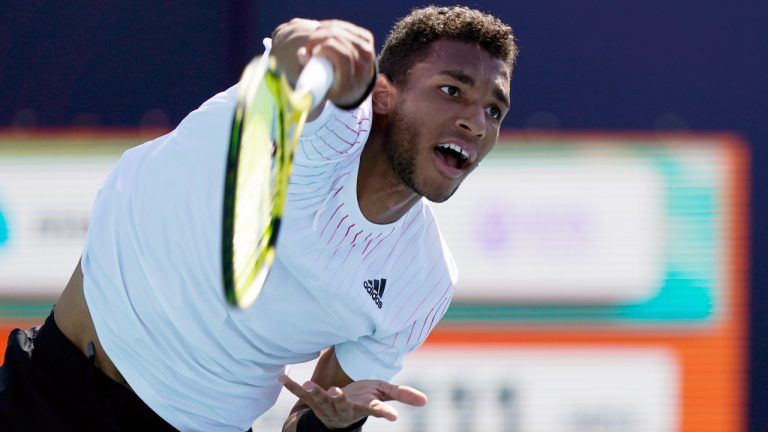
[373,6,517,202]
[379,6,517,88]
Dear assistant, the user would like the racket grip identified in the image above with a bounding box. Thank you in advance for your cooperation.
[296,56,334,111]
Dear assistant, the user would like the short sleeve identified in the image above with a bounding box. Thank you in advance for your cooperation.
[334,291,454,381]
[294,97,372,166]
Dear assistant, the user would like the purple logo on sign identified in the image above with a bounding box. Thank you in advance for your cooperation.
[476,204,593,256]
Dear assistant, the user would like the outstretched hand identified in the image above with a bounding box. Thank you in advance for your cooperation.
[279,374,427,429]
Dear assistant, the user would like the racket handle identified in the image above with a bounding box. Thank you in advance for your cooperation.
[295,56,334,111]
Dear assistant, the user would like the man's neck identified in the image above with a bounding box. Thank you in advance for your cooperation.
[356,130,421,225]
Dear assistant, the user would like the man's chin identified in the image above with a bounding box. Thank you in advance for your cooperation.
[420,183,460,203]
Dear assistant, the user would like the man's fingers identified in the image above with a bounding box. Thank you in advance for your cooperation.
[303,381,341,417]
[367,399,398,422]
[281,376,344,421]
[307,20,374,56]
[301,21,375,105]
[393,385,428,406]
[278,375,310,399]
[328,386,355,419]
[308,34,370,82]
[375,382,428,407]
[311,38,358,81]
[277,375,322,404]
[281,376,427,426]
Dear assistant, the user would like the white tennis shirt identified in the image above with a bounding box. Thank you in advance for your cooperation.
[81,79,457,431]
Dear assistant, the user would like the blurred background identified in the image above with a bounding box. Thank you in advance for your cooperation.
[1,1,764,431]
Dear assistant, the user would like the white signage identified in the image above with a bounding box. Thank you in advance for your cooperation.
[432,152,666,303]
[256,347,679,432]
[0,150,123,297]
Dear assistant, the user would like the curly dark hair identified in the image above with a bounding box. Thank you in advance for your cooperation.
[379,5,517,85]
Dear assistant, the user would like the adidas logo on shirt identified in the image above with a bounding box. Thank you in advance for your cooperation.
[363,279,386,309]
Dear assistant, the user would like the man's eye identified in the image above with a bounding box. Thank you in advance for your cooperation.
[486,105,502,120]
[439,85,460,96]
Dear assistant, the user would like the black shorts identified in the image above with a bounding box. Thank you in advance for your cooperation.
[0,311,177,431]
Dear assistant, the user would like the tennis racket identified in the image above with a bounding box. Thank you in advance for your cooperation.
[222,52,334,309]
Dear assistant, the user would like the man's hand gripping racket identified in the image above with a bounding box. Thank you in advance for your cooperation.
[222,20,377,309]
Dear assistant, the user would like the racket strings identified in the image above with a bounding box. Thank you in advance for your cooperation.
[224,56,317,307]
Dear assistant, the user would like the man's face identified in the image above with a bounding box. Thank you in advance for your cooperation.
[383,39,511,202]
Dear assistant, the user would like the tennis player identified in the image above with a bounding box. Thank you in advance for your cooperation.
[0,6,516,431]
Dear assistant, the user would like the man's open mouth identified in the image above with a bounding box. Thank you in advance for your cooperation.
[434,143,471,170]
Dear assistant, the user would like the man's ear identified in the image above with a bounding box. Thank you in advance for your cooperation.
[372,74,397,115]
